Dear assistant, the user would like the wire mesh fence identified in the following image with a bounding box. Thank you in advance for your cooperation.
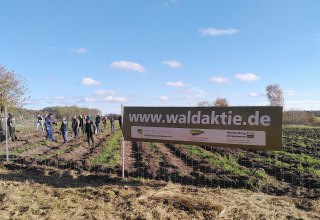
[0,107,320,198]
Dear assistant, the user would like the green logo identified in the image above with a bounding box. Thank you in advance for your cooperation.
[190,129,205,136]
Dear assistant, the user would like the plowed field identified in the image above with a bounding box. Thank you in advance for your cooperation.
[1,125,319,199]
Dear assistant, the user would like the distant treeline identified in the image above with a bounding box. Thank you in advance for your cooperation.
[43,106,102,120]
[8,107,35,117]
[6,106,102,120]
[283,111,320,126]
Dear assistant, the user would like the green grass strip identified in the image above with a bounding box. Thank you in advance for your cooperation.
[182,145,255,177]
[275,151,320,166]
[93,130,122,167]
[149,142,164,160]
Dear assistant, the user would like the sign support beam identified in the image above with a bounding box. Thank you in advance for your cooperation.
[5,106,9,162]
[121,104,125,178]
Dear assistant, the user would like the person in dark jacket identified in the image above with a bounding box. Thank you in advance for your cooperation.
[60,117,68,143]
[7,113,17,141]
[72,115,79,139]
[102,116,107,129]
[79,113,85,135]
[118,115,123,128]
[45,113,54,142]
[109,114,115,132]
[85,115,96,148]
[95,114,101,132]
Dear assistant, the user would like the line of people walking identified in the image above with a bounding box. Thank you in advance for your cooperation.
[36,113,122,148]
[2,112,123,146]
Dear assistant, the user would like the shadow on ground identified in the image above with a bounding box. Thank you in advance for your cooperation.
[0,162,166,189]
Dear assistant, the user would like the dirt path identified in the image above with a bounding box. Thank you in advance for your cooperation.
[56,130,114,165]
[123,141,137,176]
[86,130,116,163]
[131,142,197,184]
[155,143,193,176]
[0,133,44,153]
[164,144,253,188]
[3,129,117,172]
[132,142,162,179]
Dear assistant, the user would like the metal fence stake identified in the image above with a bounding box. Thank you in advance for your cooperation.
[121,104,125,179]
[5,106,9,162]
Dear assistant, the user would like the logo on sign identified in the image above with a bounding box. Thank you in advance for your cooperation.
[247,132,255,139]
[190,129,205,136]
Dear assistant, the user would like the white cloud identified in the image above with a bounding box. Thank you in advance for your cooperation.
[40,96,68,104]
[94,90,116,96]
[162,60,183,69]
[71,48,88,54]
[303,91,314,96]
[283,90,314,97]
[209,76,230,84]
[166,81,188,88]
[199,28,239,36]
[180,87,206,100]
[249,92,259,97]
[285,90,298,96]
[110,61,145,73]
[81,77,101,86]
[158,96,169,101]
[54,96,65,100]
[81,97,97,103]
[103,96,126,103]
[235,73,260,82]
[92,89,126,103]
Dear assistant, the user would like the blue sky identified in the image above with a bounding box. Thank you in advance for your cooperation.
[1,0,320,114]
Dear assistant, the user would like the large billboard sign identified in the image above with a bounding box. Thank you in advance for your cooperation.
[122,106,282,150]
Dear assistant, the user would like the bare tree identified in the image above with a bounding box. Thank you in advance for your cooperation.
[214,98,229,107]
[0,65,29,109]
[266,84,284,106]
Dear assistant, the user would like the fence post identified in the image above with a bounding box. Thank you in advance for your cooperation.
[5,106,9,162]
[121,104,125,178]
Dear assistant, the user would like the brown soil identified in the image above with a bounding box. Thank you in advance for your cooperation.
[1,127,320,199]
[0,165,319,220]
[132,142,162,179]
[155,143,193,176]
[123,141,137,176]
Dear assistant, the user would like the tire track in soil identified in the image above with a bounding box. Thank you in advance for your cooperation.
[204,145,320,169]
[9,130,116,172]
[238,156,320,198]
[164,144,254,188]
[0,133,44,153]
[19,145,51,157]
[123,141,137,177]
[132,142,207,185]
[8,134,88,168]
[131,142,162,180]
[17,130,90,160]
[283,145,320,159]
[55,129,121,174]
[154,143,195,185]
[86,130,120,162]
[205,146,320,186]
[19,133,82,158]
[200,146,320,198]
